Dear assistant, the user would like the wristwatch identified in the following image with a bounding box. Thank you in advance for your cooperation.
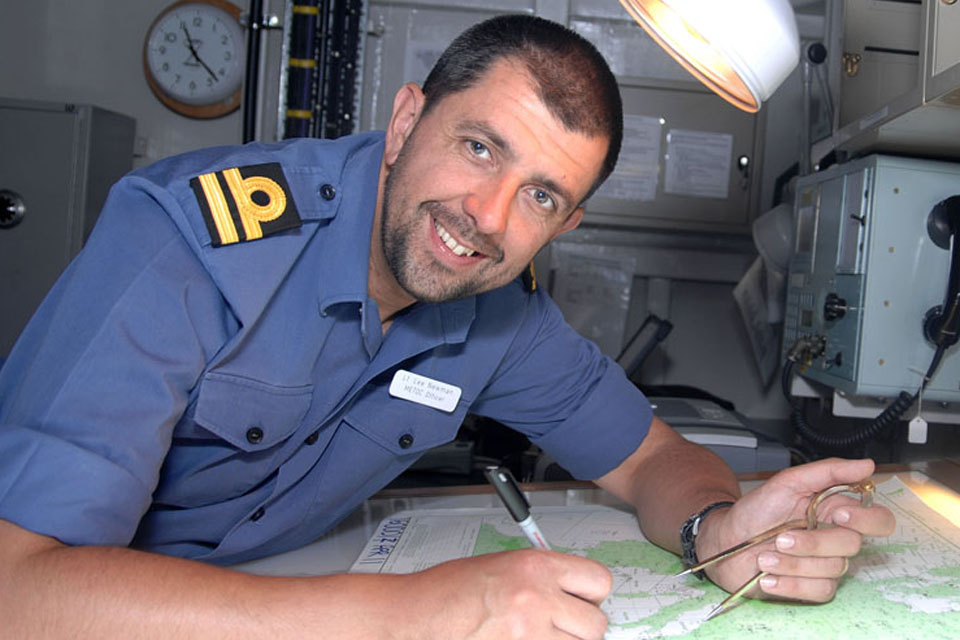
[679,501,735,579]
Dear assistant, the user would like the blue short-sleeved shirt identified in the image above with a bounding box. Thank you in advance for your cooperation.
[0,131,652,565]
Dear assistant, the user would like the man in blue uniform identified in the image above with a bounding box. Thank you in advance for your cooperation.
[0,14,893,639]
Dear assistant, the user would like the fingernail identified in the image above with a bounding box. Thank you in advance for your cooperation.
[776,533,795,550]
[760,575,778,589]
[833,509,851,524]
[758,553,779,568]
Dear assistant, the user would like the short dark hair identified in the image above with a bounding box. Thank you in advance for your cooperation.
[421,14,623,203]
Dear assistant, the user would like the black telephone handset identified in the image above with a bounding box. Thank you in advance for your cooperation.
[923,195,960,349]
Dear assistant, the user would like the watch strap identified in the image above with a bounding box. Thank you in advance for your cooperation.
[679,500,735,579]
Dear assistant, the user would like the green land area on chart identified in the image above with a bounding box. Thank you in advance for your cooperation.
[354,477,960,639]
[469,477,960,640]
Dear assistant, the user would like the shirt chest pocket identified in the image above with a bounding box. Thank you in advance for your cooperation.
[341,380,470,457]
[193,372,313,452]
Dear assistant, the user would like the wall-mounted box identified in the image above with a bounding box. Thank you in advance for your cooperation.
[816,0,960,162]
[0,99,135,356]
[782,154,960,403]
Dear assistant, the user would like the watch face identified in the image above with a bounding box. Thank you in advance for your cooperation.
[144,2,244,107]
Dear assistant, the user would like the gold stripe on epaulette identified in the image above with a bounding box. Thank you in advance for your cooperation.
[197,172,240,245]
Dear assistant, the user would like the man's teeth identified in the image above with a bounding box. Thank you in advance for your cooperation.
[434,220,477,257]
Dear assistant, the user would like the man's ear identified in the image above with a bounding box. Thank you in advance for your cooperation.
[384,82,426,167]
[551,206,585,240]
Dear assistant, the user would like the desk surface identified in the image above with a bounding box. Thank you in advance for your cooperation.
[233,460,960,578]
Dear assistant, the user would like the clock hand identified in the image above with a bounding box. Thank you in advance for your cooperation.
[181,23,219,82]
[196,53,220,83]
[180,23,200,58]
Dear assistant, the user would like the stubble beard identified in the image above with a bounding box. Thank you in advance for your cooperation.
[380,149,509,303]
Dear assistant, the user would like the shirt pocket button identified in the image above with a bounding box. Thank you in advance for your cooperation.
[319,184,336,201]
[246,427,264,445]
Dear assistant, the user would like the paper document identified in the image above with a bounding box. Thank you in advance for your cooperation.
[351,477,960,639]
[663,129,733,199]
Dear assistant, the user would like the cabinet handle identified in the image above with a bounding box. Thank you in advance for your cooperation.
[0,190,25,229]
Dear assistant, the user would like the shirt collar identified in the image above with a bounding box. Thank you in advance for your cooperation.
[436,297,475,344]
[315,133,383,315]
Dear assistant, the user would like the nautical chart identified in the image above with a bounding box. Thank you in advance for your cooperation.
[351,477,960,639]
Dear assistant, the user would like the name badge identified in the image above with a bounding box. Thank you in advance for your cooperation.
[389,370,462,413]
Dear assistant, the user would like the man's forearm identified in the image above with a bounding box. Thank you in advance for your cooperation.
[1,519,404,640]
[1,516,621,640]
[595,417,740,555]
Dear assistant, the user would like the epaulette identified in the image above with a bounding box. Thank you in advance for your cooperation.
[190,162,302,246]
[521,261,537,292]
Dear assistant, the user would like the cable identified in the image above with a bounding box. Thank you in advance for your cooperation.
[243,0,264,143]
[782,342,948,452]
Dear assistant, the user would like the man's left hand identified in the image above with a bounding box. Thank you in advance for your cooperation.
[695,457,897,603]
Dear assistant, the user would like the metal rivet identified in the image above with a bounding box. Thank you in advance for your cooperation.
[398,433,414,449]
[246,427,264,444]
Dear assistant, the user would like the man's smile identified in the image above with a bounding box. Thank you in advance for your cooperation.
[425,203,504,263]
[433,218,477,257]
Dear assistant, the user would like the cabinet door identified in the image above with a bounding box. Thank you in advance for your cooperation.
[586,84,761,233]
[0,104,83,355]
[928,0,960,103]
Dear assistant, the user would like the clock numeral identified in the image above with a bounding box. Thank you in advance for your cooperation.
[189,80,197,91]
[224,51,232,61]
[162,62,169,72]
[221,35,228,45]
[159,45,167,55]
[193,16,202,28]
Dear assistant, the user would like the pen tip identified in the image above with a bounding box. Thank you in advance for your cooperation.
[674,568,692,578]
[703,605,723,621]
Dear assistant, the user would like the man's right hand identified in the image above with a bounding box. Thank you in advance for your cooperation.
[397,549,613,640]
[0,518,612,639]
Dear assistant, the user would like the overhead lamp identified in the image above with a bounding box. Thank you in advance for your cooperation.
[618,0,800,112]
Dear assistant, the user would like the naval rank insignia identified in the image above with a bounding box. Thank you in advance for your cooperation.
[190,162,302,247]
[521,261,537,292]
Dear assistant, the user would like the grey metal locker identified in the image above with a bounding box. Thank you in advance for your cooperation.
[0,98,136,356]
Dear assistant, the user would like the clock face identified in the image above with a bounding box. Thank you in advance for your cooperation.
[144,1,244,115]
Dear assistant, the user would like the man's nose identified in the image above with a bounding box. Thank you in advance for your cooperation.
[464,178,513,236]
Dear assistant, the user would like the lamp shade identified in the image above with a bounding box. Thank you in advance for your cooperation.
[618,0,799,112]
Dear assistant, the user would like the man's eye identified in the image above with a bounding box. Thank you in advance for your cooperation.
[467,140,490,158]
[532,189,555,209]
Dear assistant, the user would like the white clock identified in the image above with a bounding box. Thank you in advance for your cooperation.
[143,0,245,118]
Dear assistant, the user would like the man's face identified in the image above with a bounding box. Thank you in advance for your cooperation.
[379,58,608,303]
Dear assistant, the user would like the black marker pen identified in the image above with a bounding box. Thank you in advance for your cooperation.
[484,466,551,550]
